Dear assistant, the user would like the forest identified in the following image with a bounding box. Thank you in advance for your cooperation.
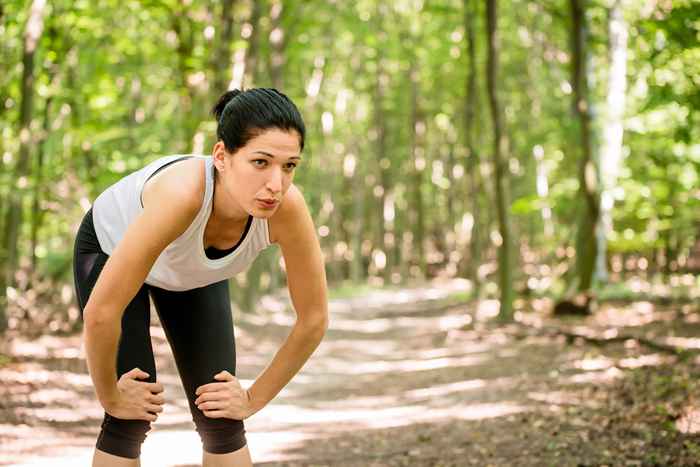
[1,0,699,465]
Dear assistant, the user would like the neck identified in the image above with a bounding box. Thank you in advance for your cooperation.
[211,172,249,225]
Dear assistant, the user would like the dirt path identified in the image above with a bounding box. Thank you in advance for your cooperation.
[1,281,697,466]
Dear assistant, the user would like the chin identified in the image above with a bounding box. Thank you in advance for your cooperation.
[252,206,277,217]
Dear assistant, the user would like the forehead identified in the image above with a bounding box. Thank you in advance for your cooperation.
[246,129,301,155]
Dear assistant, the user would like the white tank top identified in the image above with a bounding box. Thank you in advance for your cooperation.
[92,154,272,291]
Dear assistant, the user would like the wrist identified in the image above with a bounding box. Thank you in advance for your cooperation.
[98,387,120,410]
[246,388,267,413]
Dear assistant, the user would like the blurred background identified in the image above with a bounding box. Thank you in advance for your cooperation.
[1,0,698,333]
[1,1,700,465]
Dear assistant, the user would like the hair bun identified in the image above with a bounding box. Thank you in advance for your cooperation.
[211,89,243,121]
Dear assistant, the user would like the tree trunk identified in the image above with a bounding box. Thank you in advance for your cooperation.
[371,8,391,283]
[171,2,199,151]
[30,94,53,273]
[463,0,482,292]
[408,54,426,280]
[243,0,263,87]
[268,0,286,89]
[212,0,236,94]
[1,0,47,334]
[569,0,600,293]
[348,153,366,283]
[485,0,514,320]
[595,0,628,283]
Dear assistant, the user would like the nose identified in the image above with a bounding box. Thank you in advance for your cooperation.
[266,167,283,195]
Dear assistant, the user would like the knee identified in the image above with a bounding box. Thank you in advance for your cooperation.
[96,414,152,459]
[194,415,247,454]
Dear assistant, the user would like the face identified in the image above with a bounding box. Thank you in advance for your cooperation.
[212,128,302,219]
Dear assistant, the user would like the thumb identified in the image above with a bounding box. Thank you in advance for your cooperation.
[215,370,233,380]
[128,367,149,379]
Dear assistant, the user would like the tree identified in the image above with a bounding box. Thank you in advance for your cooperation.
[485,0,514,320]
[569,0,600,293]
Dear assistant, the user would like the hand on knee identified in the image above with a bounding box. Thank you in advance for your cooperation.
[105,368,165,423]
[195,370,254,420]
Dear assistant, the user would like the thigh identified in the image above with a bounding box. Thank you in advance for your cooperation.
[73,210,157,382]
[149,280,237,400]
[151,281,247,454]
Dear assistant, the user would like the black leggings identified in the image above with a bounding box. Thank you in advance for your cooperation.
[72,207,246,459]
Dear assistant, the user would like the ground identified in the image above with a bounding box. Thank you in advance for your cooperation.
[1,279,699,466]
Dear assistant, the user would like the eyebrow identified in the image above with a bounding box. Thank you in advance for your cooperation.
[253,151,302,161]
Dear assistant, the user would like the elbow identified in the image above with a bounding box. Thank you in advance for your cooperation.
[83,304,119,329]
[297,309,328,336]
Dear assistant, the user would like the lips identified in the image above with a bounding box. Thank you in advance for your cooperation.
[258,199,278,207]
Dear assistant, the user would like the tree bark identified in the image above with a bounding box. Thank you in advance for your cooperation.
[243,0,263,87]
[569,0,600,292]
[485,0,514,320]
[349,153,366,283]
[171,1,199,151]
[408,51,426,280]
[212,0,236,94]
[463,0,482,292]
[370,7,392,283]
[30,92,54,273]
[268,0,286,89]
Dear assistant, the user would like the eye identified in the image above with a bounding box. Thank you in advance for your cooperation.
[252,159,267,167]
[284,162,298,171]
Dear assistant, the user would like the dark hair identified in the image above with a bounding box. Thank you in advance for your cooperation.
[212,88,306,154]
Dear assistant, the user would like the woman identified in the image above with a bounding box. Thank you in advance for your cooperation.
[72,88,328,467]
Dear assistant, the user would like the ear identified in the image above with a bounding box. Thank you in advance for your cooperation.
[212,141,228,172]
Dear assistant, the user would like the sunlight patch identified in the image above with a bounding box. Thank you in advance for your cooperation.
[617,353,667,368]
[676,407,700,434]
[574,356,615,371]
[476,300,500,320]
[565,367,623,384]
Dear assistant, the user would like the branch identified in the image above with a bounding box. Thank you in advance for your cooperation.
[515,321,697,358]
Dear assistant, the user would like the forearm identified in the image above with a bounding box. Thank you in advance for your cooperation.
[247,318,327,411]
[83,308,122,407]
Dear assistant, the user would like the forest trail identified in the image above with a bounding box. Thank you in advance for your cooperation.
[1,280,697,466]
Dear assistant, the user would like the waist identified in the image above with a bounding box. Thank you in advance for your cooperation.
[75,207,105,254]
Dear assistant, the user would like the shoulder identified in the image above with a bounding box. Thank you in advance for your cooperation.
[268,183,310,245]
[142,157,205,216]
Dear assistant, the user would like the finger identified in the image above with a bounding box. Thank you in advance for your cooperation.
[195,392,225,405]
[149,394,165,405]
[195,382,227,396]
[144,412,158,422]
[214,371,235,380]
[198,401,225,411]
[146,382,164,393]
[146,404,163,413]
[126,367,150,379]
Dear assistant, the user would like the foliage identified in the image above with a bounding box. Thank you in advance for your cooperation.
[0,0,697,329]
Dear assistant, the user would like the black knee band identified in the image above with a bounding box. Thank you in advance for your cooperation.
[96,414,151,459]
[196,417,247,454]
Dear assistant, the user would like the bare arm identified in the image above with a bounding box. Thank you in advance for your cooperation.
[83,170,202,409]
[246,184,329,411]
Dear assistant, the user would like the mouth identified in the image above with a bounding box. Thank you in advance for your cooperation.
[257,199,279,208]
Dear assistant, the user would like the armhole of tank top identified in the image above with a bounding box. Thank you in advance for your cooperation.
[263,218,272,247]
[139,156,197,209]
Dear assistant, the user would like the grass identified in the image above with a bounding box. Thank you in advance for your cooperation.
[0,352,10,368]
[328,281,399,300]
[446,289,472,302]
[328,280,474,304]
